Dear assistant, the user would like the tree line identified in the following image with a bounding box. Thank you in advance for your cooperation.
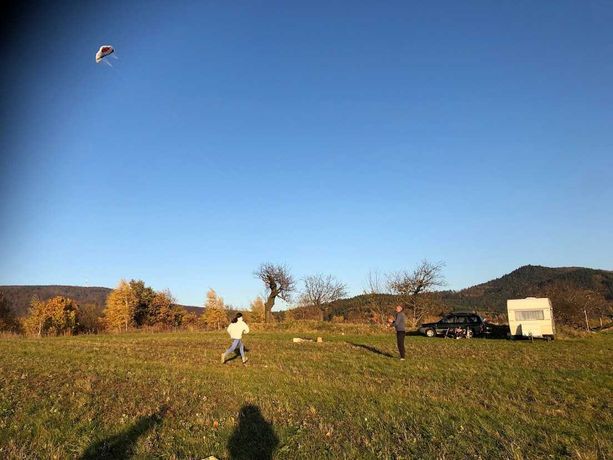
[1,260,611,336]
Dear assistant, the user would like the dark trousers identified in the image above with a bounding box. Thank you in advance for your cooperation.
[396,331,406,358]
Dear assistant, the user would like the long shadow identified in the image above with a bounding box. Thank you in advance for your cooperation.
[79,406,168,460]
[347,342,395,358]
[228,404,279,460]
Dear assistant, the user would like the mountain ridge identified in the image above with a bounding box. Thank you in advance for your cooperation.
[2,265,612,318]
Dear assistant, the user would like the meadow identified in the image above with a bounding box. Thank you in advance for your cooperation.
[0,330,611,459]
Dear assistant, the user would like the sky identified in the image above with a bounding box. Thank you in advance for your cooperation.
[1,1,612,308]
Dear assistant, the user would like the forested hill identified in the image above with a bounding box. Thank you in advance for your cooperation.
[441,265,613,311]
[0,285,112,317]
[2,265,612,319]
[0,285,206,317]
[294,265,613,320]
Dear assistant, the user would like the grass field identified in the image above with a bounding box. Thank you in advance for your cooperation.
[0,330,611,459]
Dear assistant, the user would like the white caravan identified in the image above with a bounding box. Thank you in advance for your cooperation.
[507,297,555,340]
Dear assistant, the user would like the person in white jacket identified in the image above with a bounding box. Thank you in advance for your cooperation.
[221,313,250,364]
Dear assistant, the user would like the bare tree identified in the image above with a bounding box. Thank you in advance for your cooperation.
[300,274,348,321]
[387,260,446,327]
[544,282,612,331]
[364,270,387,326]
[255,263,296,323]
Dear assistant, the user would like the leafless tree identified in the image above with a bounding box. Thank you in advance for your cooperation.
[300,274,348,321]
[544,282,612,331]
[364,270,387,326]
[254,263,296,323]
[387,260,446,327]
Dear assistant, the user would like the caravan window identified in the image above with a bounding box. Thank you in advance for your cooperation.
[515,310,544,321]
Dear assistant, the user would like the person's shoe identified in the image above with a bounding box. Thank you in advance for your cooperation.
[242,357,249,365]
[400,358,405,361]
[221,352,227,364]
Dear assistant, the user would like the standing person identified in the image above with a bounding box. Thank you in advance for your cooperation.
[389,305,407,360]
[221,313,250,364]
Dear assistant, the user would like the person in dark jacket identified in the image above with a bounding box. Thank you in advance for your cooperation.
[389,305,407,360]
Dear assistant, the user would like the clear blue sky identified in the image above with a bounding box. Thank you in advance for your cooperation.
[1,1,612,307]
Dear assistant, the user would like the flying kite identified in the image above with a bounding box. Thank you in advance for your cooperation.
[95,45,115,64]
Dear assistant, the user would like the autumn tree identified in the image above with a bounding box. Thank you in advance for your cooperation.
[249,296,266,323]
[387,260,446,327]
[148,289,176,327]
[23,297,48,336]
[300,274,347,321]
[255,263,295,323]
[182,311,199,330]
[23,296,80,336]
[103,280,138,332]
[200,289,228,330]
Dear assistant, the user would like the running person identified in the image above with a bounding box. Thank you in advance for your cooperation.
[221,313,250,364]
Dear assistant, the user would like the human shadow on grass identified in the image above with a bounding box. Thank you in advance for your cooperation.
[79,405,168,460]
[224,350,249,363]
[347,342,395,358]
[227,404,279,460]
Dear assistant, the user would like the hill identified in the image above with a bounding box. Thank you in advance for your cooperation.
[290,265,613,320]
[0,285,203,317]
[0,285,112,317]
[441,265,613,311]
[2,265,611,321]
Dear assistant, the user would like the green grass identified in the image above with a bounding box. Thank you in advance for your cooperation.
[0,331,611,459]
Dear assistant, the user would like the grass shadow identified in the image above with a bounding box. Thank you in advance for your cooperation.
[79,405,168,460]
[348,342,395,358]
[225,353,242,363]
[228,404,279,460]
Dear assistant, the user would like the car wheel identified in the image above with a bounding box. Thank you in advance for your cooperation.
[425,328,436,338]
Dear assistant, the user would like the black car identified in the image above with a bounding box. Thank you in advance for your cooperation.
[419,312,490,338]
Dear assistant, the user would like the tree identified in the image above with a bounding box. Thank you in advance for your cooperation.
[544,282,613,330]
[255,263,296,323]
[77,303,102,333]
[200,289,228,330]
[103,280,138,332]
[387,260,446,327]
[182,311,199,330]
[363,271,387,325]
[0,291,18,332]
[148,290,176,328]
[300,274,347,321]
[23,296,79,336]
[129,280,156,327]
[250,296,266,323]
[23,297,49,336]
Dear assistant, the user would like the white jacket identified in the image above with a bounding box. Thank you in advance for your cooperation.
[227,318,250,340]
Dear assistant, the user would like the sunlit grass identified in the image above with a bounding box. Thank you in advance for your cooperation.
[0,331,611,459]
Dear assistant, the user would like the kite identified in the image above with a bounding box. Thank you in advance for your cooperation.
[95,45,115,64]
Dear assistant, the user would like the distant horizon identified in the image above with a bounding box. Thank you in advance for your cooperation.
[1,263,611,308]
[2,2,612,308]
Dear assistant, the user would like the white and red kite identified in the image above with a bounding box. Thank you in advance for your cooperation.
[95,45,114,63]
